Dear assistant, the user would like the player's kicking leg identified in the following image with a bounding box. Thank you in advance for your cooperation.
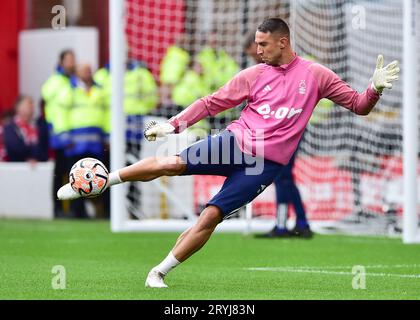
[57,155,186,200]
[144,152,283,288]
[145,206,222,288]
[57,154,224,288]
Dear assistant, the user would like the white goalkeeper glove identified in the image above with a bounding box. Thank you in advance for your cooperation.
[144,120,175,141]
[370,54,399,94]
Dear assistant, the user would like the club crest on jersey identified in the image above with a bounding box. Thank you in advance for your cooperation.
[299,80,306,95]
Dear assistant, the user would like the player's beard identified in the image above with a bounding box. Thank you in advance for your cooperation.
[262,53,282,66]
[263,58,279,66]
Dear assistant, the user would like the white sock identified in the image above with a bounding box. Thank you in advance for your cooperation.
[276,203,288,229]
[109,170,123,187]
[154,251,181,275]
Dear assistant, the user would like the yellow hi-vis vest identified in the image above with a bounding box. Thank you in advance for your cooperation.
[70,85,106,130]
[310,98,334,125]
[124,66,158,116]
[197,47,239,91]
[171,70,210,107]
[66,83,107,157]
[160,45,190,85]
[94,64,159,117]
[41,71,73,149]
[171,70,211,138]
[197,47,240,120]
[94,68,110,93]
[93,68,111,134]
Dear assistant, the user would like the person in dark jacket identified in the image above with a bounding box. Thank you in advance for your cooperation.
[0,113,7,161]
[3,96,48,162]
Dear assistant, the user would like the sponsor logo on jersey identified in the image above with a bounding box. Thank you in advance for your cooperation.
[256,104,303,121]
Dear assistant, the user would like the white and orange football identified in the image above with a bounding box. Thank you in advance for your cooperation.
[69,158,109,198]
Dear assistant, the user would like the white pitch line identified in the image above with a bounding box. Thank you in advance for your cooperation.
[252,264,420,270]
[245,267,420,279]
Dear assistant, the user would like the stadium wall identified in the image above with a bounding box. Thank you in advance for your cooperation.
[0,0,26,113]
[0,162,54,219]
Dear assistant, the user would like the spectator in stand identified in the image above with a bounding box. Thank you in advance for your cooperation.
[64,63,108,218]
[198,30,240,128]
[3,96,48,163]
[0,112,7,161]
[94,55,159,219]
[171,59,211,139]
[42,49,77,217]
[158,34,191,117]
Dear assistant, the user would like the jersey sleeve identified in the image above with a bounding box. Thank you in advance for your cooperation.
[168,66,260,133]
[309,63,380,116]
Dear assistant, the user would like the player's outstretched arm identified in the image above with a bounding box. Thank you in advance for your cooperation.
[370,54,400,94]
[315,54,399,116]
[144,67,257,141]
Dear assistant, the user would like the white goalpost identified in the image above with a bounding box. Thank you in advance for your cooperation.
[110,0,420,239]
[109,0,126,232]
[402,0,420,244]
[109,0,276,233]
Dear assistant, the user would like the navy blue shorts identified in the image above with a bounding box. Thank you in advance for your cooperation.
[179,130,284,219]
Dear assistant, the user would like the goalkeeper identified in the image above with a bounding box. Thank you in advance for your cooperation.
[58,18,399,288]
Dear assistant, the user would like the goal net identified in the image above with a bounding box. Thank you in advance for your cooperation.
[111,0,419,237]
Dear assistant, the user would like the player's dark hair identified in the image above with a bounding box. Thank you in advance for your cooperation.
[257,18,290,38]
[59,49,74,64]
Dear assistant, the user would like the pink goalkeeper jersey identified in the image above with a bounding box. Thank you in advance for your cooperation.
[169,54,380,165]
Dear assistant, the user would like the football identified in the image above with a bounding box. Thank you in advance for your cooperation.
[69,158,109,198]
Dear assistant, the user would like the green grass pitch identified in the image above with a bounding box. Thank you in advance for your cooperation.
[1,219,420,300]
